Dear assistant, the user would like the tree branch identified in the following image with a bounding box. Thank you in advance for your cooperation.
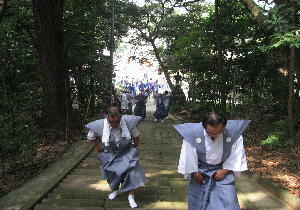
[240,0,266,25]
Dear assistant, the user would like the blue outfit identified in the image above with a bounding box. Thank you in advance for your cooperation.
[134,95,147,119]
[174,120,250,210]
[153,95,168,120]
[85,115,146,193]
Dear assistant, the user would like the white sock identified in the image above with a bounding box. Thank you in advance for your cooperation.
[128,194,137,208]
[108,191,118,200]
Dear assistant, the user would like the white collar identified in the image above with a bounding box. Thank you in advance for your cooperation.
[102,116,131,143]
[203,129,224,142]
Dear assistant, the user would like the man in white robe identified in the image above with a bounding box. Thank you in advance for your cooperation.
[119,91,129,113]
[175,111,250,210]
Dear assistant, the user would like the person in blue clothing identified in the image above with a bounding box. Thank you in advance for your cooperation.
[153,93,169,122]
[175,111,250,210]
[86,106,146,208]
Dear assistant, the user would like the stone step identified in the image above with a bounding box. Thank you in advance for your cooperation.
[71,169,101,175]
[41,198,104,207]
[49,187,172,201]
[66,174,100,180]
[49,188,108,199]
[35,204,184,210]
[77,161,178,169]
[37,199,188,209]
[61,177,177,188]
[34,204,104,210]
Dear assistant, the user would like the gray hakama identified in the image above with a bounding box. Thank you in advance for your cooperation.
[134,96,147,119]
[153,96,168,120]
[86,115,146,193]
[174,120,250,210]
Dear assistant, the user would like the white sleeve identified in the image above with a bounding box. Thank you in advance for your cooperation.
[178,139,198,179]
[222,136,248,173]
[87,131,97,141]
[131,127,140,138]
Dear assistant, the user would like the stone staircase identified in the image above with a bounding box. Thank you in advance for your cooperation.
[34,109,188,209]
[33,101,294,210]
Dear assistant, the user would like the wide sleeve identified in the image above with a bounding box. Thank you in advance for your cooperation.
[131,127,140,138]
[87,130,97,141]
[178,139,198,179]
[222,136,248,173]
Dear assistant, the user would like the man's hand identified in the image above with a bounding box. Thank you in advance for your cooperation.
[213,169,230,181]
[95,144,104,153]
[133,137,140,149]
[90,140,103,153]
[192,172,204,184]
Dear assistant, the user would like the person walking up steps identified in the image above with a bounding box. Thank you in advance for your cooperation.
[174,111,250,210]
[153,93,168,122]
[85,106,147,208]
[134,92,147,120]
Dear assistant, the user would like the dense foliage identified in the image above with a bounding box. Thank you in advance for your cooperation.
[0,0,130,195]
[0,0,299,196]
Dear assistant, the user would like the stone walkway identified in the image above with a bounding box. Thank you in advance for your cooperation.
[33,101,293,210]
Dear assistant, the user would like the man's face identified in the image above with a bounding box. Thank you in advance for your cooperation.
[205,124,225,140]
[107,115,122,128]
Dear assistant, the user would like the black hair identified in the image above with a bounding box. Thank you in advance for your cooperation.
[202,111,227,128]
[106,105,122,117]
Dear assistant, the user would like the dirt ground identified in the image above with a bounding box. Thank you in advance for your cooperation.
[0,140,72,197]
[246,144,300,197]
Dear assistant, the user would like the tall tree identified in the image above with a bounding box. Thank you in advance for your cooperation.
[32,0,78,141]
[240,0,299,142]
[215,0,226,111]
[0,0,8,23]
[126,0,177,93]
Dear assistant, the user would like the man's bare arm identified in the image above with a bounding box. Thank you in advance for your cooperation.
[132,137,140,149]
[90,140,104,153]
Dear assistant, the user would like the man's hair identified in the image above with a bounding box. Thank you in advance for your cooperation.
[202,111,227,128]
[106,105,122,117]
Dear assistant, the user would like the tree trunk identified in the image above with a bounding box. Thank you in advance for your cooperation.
[150,40,175,94]
[32,0,78,141]
[0,0,8,23]
[287,2,297,142]
[288,46,296,143]
[215,0,226,112]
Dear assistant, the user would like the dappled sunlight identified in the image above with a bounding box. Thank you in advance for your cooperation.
[146,169,178,178]
[271,173,299,190]
[247,145,300,196]
[88,180,111,191]
[80,163,89,167]
[143,201,187,209]
[242,191,267,202]
[262,159,280,167]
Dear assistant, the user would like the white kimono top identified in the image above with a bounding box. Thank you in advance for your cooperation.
[178,129,247,178]
[87,127,140,145]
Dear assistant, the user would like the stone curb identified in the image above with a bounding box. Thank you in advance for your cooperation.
[245,171,300,209]
[0,140,93,210]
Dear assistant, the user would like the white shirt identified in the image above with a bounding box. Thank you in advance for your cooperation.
[87,127,140,142]
[119,93,129,110]
[163,94,171,107]
[178,130,247,178]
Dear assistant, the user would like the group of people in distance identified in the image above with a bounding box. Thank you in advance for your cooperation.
[118,89,172,123]
[86,101,250,209]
